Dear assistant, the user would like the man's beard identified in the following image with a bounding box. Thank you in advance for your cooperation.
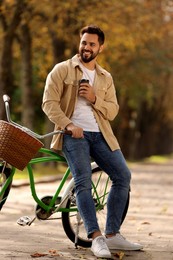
[80,50,99,63]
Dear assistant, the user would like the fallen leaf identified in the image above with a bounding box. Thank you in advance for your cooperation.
[79,254,86,259]
[48,249,60,256]
[114,251,125,259]
[141,221,151,225]
[31,252,48,258]
[161,206,168,213]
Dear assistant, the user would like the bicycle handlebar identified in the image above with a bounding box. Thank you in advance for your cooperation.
[3,94,10,103]
[3,94,72,139]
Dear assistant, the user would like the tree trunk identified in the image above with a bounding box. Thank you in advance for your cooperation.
[0,0,26,120]
[0,33,13,120]
[20,22,34,129]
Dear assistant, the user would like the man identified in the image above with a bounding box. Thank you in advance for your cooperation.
[42,25,143,258]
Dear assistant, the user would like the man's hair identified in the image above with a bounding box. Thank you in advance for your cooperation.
[80,25,105,45]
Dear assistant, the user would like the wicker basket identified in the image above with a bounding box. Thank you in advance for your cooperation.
[0,120,43,170]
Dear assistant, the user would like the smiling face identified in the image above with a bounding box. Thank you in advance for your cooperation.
[79,33,103,63]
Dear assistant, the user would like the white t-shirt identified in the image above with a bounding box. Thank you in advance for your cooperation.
[70,63,100,132]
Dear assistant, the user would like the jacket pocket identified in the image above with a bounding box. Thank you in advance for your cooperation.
[64,79,78,87]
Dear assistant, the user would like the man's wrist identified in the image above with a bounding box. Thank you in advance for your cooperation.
[66,123,74,130]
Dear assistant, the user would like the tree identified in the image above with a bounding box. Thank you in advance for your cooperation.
[0,0,173,159]
[0,0,26,120]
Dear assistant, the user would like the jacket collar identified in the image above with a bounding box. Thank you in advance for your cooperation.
[71,54,106,76]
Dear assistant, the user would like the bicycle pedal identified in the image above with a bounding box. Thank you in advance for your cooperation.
[17,216,32,226]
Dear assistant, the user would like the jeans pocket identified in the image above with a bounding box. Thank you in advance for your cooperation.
[63,135,85,152]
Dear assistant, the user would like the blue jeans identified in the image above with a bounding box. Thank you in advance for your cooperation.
[62,132,131,238]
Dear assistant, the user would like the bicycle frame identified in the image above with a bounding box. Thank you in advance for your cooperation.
[24,147,76,214]
[0,167,15,204]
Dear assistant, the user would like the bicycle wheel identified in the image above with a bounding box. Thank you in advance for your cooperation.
[61,168,130,248]
[0,165,13,210]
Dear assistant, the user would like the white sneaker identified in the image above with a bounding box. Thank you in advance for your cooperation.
[105,233,143,251]
[91,236,112,258]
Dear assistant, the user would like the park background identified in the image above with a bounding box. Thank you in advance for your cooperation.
[0,0,173,161]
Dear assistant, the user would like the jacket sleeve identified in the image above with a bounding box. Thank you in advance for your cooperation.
[42,63,72,129]
[92,74,119,121]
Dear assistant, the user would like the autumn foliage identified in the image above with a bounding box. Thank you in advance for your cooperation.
[0,0,173,159]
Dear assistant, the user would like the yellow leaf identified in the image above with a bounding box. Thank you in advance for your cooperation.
[114,251,125,259]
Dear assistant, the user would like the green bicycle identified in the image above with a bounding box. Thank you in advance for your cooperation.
[0,94,130,248]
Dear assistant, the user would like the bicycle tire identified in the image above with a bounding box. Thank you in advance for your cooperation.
[0,165,13,210]
[61,168,130,248]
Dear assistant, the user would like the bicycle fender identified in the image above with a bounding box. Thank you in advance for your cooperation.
[60,162,99,207]
[60,178,75,207]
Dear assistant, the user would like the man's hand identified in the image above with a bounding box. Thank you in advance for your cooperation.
[78,82,96,104]
[66,123,84,138]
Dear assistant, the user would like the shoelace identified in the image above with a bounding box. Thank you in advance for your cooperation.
[97,237,108,250]
[117,233,126,240]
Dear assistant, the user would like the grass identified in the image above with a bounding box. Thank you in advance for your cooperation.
[143,154,173,164]
[14,163,68,180]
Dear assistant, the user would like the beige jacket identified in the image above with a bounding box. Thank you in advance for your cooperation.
[42,54,120,151]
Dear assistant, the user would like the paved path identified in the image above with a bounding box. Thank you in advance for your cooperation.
[0,160,173,259]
